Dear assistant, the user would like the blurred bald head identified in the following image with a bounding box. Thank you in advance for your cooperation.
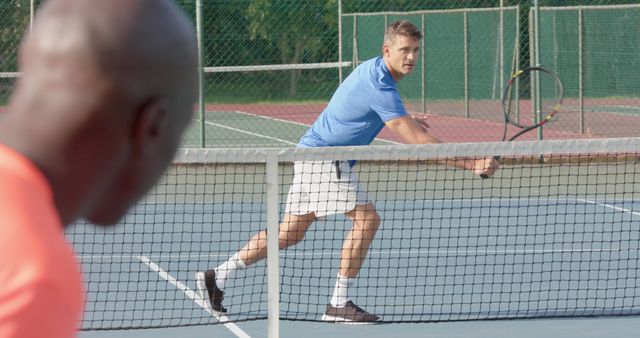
[1,0,198,225]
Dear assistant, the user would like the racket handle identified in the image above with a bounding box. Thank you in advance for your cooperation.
[480,155,501,179]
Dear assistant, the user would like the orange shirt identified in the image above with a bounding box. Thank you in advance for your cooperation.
[0,144,84,338]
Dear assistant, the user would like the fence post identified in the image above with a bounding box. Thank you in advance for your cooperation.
[196,0,205,147]
[421,13,426,114]
[338,0,343,84]
[353,15,358,68]
[578,7,585,134]
[532,0,543,140]
[463,10,469,118]
[515,5,520,123]
[499,0,504,99]
[30,0,36,32]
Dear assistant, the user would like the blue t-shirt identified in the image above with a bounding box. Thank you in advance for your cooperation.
[298,57,408,148]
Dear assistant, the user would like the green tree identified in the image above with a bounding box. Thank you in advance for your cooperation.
[246,0,338,97]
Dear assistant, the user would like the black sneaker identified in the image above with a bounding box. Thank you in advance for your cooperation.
[321,301,379,324]
[195,270,227,313]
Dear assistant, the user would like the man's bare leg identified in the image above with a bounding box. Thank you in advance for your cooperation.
[196,213,316,312]
[339,202,381,278]
[238,212,317,266]
[323,202,381,322]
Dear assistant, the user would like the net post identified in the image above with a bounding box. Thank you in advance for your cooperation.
[196,0,205,148]
[265,151,280,338]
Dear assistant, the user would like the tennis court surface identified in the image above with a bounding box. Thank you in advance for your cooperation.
[71,137,640,337]
[180,104,640,149]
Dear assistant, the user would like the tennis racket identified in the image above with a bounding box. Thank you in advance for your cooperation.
[480,66,564,178]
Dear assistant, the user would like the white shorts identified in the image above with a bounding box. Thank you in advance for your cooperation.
[284,161,369,217]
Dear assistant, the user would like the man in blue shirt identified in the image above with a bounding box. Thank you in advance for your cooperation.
[197,20,498,323]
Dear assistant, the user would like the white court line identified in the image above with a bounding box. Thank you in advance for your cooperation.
[231,110,313,129]
[79,243,639,263]
[204,110,400,145]
[232,110,400,145]
[137,255,252,338]
[114,197,640,205]
[201,119,296,146]
[564,104,640,111]
[578,198,640,217]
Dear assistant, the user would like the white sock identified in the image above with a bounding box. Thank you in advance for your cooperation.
[330,274,354,307]
[214,252,246,290]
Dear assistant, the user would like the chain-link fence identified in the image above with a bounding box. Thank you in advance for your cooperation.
[342,0,640,142]
[0,0,31,108]
[1,1,639,144]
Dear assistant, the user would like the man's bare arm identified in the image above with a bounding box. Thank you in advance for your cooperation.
[385,115,499,177]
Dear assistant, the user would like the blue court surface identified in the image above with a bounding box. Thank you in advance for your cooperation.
[70,111,640,337]
[71,196,640,338]
[79,316,640,338]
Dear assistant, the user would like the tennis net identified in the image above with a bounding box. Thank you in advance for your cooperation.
[68,138,640,330]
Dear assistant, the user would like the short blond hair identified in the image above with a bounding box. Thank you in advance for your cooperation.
[383,20,423,45]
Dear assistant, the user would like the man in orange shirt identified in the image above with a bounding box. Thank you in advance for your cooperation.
[0,0,197,337]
